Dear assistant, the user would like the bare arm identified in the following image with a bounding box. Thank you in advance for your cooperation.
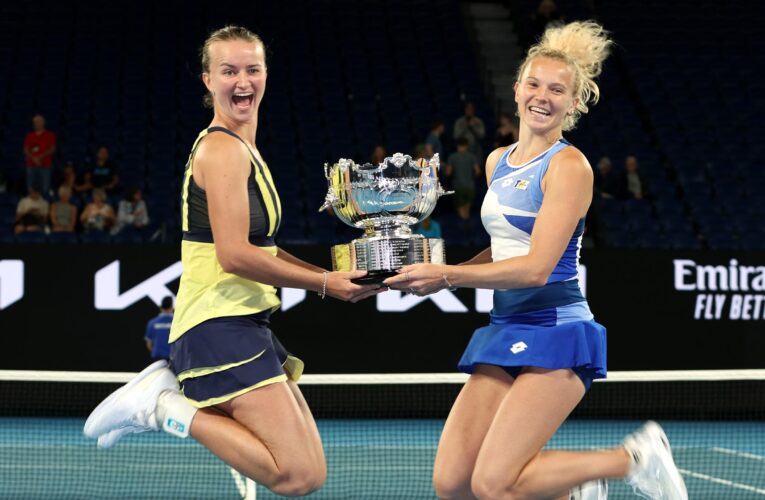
[386,147,593,291]
[460,247,492,266]
[39,144,56,161]
[80,205,91,223]
[198,134,376,301]
[276,247,327,273]
[105,174,120,191]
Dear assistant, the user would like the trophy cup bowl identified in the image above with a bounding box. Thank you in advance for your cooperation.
[320,153,451,284]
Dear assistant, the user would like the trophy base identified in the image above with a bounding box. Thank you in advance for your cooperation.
[331,236,446,280]
[351,270,398,285]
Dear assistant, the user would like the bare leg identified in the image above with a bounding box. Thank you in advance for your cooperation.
[471,367,630,500]
[190,380,326,497]
[433,365,514,500]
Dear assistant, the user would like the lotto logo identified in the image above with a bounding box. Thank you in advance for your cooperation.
[510,341,528,354]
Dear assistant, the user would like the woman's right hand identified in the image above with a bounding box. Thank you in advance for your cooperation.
[324,270,385,303]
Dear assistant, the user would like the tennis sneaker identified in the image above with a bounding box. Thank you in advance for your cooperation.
[623,421,688,500]
[97,425,149,448]
[569,479,608,500]
[83,360,179,443]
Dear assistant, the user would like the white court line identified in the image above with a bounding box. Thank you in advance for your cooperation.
[712,447,765,461]
[3,369,765,383]
[679,468,765,496]
[0,464,225,470]
[0,464,433,472]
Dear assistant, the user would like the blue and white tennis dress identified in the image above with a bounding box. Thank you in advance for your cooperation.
[458,139,607,389]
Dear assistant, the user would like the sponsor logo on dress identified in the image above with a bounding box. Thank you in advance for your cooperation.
[513,179,530,190]
[510,341,528,354]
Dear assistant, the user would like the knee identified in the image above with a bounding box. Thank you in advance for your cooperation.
[270,466,326,497]
[471,468,521,500]
[433,471,472,499]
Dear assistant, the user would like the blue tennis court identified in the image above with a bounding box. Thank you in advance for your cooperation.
[2,418,763,499]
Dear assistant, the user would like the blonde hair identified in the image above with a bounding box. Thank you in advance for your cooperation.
[516,21,612,131]
[200,25,265,109]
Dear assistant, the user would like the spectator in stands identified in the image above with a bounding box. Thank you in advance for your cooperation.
[15,184,49,234]
[370,144,387,165]
[144,296,174,361]
[594,156,621,199]
[620,155,650,200]
[50,185,78,233]
[80,188,116,233]
[446,137,481,221]
[425,119,445,159]
[23,114,56,196]
[113,186,149,235]
[82,146,120,195]
[58,162,76,191]
[58,161,88,195]
[453,101,486,161]
[413,215,442,239]
[422,142,435,160]
[495,111,519,147]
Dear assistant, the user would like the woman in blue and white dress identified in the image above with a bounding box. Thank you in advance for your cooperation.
[386,21,686,500]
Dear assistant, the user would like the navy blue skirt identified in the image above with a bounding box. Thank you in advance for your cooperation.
[169,311,303,408]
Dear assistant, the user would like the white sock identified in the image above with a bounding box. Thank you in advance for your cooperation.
[156,390,198,438]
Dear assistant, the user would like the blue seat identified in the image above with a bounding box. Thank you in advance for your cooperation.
[15,231,47,243]
[48,232,79,244]
[705,233,740,251]
[112,226,143,244]
[81,231,111,244]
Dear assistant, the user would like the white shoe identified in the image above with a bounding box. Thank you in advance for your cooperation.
[570,479,608,500]
[83,360,179,444]
[97,425,149,448]
[624,421,688,500]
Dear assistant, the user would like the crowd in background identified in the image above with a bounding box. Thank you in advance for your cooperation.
[5,100,652,247]
[9,114,153,241]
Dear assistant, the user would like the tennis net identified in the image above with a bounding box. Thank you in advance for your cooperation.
[1,370,764,499]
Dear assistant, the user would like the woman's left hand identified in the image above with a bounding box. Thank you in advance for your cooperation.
[383,263,452,296]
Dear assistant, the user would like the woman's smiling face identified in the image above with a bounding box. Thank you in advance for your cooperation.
[203,39,267,123]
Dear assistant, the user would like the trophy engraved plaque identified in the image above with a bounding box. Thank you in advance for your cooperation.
[320,153,451,284]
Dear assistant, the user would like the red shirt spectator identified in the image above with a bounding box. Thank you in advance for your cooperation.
[24,115,56,168]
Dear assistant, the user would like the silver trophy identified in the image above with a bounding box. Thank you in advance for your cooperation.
[320,153,451,284]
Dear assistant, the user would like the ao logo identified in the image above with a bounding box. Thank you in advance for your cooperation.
[0,260,24,310]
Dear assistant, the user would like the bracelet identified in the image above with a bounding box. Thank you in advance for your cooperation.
[318,271,328,299]
[442,272,457,291]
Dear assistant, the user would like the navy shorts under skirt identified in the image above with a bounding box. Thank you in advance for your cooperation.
[169,311,303,408]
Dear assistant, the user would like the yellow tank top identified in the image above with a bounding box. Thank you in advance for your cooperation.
[170,127,282,342]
